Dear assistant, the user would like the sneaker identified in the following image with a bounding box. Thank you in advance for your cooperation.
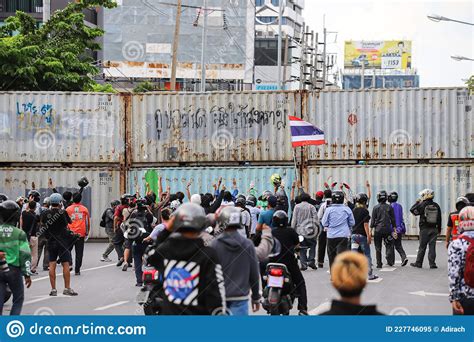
[101,256,112,262]
[43,266,49,271]
[30,270,38,275]
[410,263,422,268]
[75,271,81,276]
[308,262,318,270]
[430,265,438,269]
[49,289,57,296]
[116,258,124,267]
[401,258,409,267]
[300,265,308,271]
[298,310,309,316]
[368,275,379,281]
[376,264,383,269]
[317,263,324,268]
[135,282,143,287]
[122,263,129,271]
[63,288,78,296]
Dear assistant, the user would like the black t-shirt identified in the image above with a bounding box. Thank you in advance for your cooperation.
[21,210,39,239]
[352,207,370,236]
[271,227,299,262]
[40,208,71,241]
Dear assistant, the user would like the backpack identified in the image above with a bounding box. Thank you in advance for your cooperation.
[424,204,439,225]
[460,235,474,288]
[99,209,108,228]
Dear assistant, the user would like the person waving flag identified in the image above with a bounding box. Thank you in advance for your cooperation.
[289,116,326,148]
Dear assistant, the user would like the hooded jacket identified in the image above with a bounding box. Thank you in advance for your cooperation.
[370,202,396,235]
[146,234,226,315]
[410,199,442,232]
[211,230,260,302]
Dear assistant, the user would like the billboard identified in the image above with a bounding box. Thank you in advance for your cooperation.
[344,41,412,69]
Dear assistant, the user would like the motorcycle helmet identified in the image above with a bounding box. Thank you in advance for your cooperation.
[78,176,89,189]
[355,193,369,205]
[270,174,282,188]
[49,193,63,206]
[419,189,434,201]
[173,203,207,232]
[455,196,469,212]
[377,191,388,203]
[111,199,120,208]
[43,197,51,206]
[332,191,345,204]
[27,190,41,202]
[388,192,398,203]
[0,194,8,203]
[136,198,148,210]
[262,190,273,201]
[272,210,288,228]
[0,200,21,225]
[216,206,243,230]
[235,197,246,208]
[246,195,257,207]
[459,206,474,232]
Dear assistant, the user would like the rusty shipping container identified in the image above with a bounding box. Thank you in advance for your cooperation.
[0,92,124,163]
[128,166,296,199]
[130,91,301,164]
[0,168,121,238]
[306,88,473,161]
[306,164,473,236]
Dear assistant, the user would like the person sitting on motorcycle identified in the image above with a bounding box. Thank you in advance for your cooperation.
[270,210,309,315]
[211,207,260,316]
[320,251,383,315]
[0,200,32,315]
[146,203,226,315]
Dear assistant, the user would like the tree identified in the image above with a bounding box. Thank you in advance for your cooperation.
[133,81,155,93]
[0,0,116,91]
[466,76,474,95]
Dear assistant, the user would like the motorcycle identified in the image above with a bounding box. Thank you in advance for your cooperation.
[136,266,163,315]
[262,263,294,315]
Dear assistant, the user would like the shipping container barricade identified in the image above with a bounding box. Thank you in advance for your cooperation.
[0,168,121,239]
[306,88,473,161]
[0,92,125,164]
[305,164,473,236]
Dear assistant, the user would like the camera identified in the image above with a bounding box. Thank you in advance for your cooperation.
[78,177,89,189]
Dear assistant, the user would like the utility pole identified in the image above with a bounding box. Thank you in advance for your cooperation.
[322,27,327,89]
[43,0,51,22]
[170,0,182,91]
[282,34,289,90]
[361,58,365,90]
[200,0,208,92]
[299,24,306,91]
[277,0,284,90]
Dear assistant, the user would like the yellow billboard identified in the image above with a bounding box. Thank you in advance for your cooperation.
[344,41,412,69]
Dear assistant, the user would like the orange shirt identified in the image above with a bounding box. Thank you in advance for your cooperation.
[66,203,90,237]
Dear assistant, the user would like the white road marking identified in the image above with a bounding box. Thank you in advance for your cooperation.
[24,294,69,305]
[94,301,130,311]
[409,291,448,297]
[379,267,397,272]
[32,264,116,283]
[309,301,331,315]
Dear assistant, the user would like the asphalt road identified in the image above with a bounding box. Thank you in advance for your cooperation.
[4,239,451,316]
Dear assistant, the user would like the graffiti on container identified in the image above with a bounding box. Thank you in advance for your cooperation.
[11,101,115,140]
[150,103,288,140]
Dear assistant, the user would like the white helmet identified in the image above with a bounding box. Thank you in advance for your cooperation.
[419,189,434,201]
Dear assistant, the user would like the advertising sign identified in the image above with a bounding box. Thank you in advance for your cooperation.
[344,41,412,69]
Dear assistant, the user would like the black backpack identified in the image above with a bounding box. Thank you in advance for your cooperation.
[424,204,439,225]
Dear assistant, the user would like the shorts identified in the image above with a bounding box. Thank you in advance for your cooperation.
[47,240,72,264]
[123,238,132,249]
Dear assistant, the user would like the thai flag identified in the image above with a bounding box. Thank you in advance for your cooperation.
[289,116,326,148]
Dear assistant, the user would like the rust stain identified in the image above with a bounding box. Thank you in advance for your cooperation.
[148,63,167,69]
[124,61,145,67]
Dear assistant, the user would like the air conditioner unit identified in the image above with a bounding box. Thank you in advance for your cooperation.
[256,31,264,37]
[268,31,275,37]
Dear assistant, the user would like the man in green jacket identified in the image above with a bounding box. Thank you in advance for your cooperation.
[0,200,32,315]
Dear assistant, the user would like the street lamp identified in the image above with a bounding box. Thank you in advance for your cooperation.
[451,55,474,62]
[427,14,474,26]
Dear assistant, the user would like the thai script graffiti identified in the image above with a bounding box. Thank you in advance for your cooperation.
[16,102,59,131]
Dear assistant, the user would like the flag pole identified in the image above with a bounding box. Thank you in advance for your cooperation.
[293,147,299,186]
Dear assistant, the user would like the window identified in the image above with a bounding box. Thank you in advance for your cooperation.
[271,0,279,6]
[255,38,291,66]
[255,0,264,6]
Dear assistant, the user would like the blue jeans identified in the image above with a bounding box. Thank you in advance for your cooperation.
[300,238,317,267]
[0,266,24,315]
[132,242,147,284]
[351,234,374,276]
[226,300,249,316]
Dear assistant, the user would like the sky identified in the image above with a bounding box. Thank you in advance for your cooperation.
[305,0,474,87]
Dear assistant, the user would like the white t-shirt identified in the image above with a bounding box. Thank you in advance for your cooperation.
[247,206,261,235]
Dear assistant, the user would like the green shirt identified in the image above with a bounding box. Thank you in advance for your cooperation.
[0,224,31,276]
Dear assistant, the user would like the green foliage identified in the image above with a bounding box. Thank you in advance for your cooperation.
[466,76,474,95]
[88,83,118,93]
[0,0,117,91]
[133,81,156,93]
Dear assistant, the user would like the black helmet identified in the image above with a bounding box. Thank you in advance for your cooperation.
[111,200,120,208]
[355,193,369,205]
[455,196,469,211]
[272,210,288,228]
[173,203,207,232]
[377,191,388,203]
[216,206,243,230]
[235,197,246,208]
[0,193,8,203]
[78,176,89,189]
[0,200,21,225]
[136,198,148,210]
[246,195,257,207]
[27,190,41,202]
[332,191,345,204]
[388,192,398,203]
